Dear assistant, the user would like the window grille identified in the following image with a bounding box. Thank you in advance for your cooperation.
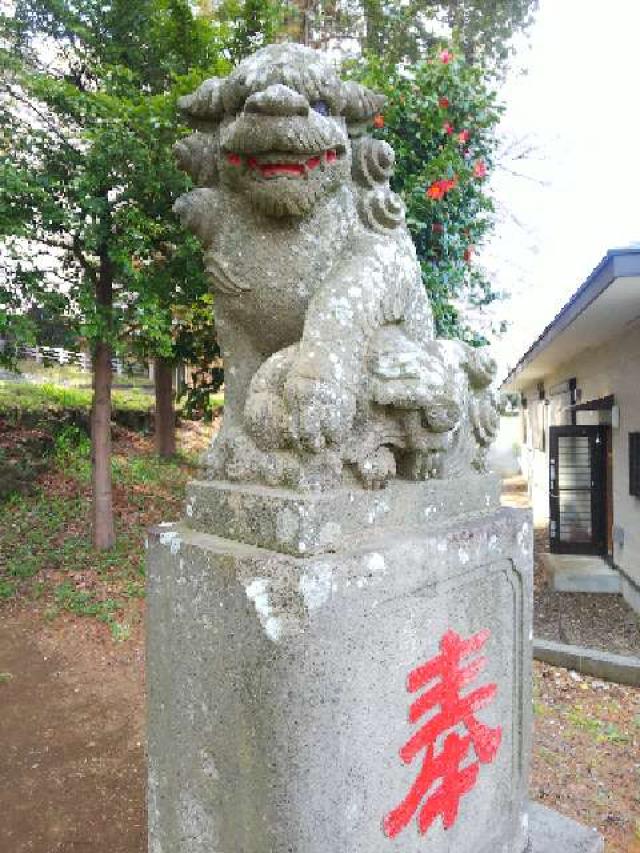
[630,433,640,497]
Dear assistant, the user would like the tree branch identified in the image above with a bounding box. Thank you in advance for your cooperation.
[2,83,83,159]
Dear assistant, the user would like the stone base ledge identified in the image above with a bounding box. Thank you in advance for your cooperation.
[147,505,533,853]
[529,802,604,852]
[184,474,502,555]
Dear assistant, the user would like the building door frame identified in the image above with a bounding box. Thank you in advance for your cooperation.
[549,425,608,556]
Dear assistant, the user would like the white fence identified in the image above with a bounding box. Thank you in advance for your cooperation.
[3,343,149,377]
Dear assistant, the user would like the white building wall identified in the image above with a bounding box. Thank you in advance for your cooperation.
[519,321,640,611]
[488,415,522,477]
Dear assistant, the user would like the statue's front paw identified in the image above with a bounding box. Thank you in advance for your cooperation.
[284,375,355,452]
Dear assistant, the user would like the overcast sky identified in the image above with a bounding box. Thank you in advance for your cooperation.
[488,0,640,377]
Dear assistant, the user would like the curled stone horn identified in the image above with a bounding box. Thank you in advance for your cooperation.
[359,187,406,233]
[177,77,225,123]
[342,80,386,123]
[352,137,395,188]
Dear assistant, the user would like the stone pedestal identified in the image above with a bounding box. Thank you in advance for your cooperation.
[148,475,542,853]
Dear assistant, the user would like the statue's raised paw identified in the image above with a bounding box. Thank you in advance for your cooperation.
[284,373,356,453]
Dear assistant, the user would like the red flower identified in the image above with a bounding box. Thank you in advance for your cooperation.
[473,159,487,179]
[438,97,450,109]
[458,129,470,144]
[426,176,457,200]
[432,222,444,234]
[373,113,385,129]
[426,182,445,200]
[443,122,454,135]
[464,246,474,262]
[440,49,453,64]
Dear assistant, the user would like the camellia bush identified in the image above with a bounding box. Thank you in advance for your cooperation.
[355,46,503,342]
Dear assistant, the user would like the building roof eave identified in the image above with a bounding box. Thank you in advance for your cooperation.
[502,245,640,394]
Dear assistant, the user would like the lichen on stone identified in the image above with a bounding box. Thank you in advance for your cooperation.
[173,44,498,491]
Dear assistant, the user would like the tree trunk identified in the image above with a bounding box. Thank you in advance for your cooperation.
[91,266,115,550]
[154,356,176,458]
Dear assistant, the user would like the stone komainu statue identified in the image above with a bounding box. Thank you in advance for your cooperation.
[174,44,498,490]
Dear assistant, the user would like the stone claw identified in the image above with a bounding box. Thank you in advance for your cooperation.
[284,373,355,452]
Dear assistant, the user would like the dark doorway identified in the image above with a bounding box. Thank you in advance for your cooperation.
[549,425,608,555]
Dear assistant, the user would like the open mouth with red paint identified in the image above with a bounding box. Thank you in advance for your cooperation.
[225,149,340,179]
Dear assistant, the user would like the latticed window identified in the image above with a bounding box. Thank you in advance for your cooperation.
[630,433,640,497]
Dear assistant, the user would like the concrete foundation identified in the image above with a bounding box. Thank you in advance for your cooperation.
[621,571,640,615]
[533,638,640,687]
[541,553,621,594]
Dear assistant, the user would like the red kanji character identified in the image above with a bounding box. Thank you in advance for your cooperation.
[383,628,502,839]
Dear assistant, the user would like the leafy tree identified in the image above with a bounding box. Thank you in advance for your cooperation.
[222,0,538,69]
[0,0,227,547]
[216,0,285,62]
[360,0,538,68]
[353,46,503,342]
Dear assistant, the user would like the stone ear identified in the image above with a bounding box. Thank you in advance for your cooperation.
[178,78,225,127]
[173,133,218,186]
[341,81,386,123]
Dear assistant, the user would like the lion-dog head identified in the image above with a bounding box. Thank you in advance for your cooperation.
[175,44,385,218]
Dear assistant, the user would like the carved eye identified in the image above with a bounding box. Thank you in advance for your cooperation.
[311,100,329,116]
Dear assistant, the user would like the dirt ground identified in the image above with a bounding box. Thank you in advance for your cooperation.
[0,471,638,852]
[0,605,146,853]
[531,659,640,853]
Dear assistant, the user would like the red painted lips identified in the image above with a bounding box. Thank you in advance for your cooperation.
[226,150,338,177]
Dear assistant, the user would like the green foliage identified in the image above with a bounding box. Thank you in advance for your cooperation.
[173,293,225,418]
[0,0,523,388]
[53,423,92,471]
[210,0,538,71]
[354,47,503,341]
[0,0,227,380]
[359,0,538,69]
[216,0,286,61]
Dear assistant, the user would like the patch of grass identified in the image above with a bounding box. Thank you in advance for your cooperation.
[112,451,188,488]
[0,579,17,599]
[53,425,91,460]
[0,672,13,684]
[567,705,633,743]
[52,425,92,481]
[51,582,134,642]
[109,621,132,642]
[0,379,153,414]
[53,581,121,621]
[0,425,194,640]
